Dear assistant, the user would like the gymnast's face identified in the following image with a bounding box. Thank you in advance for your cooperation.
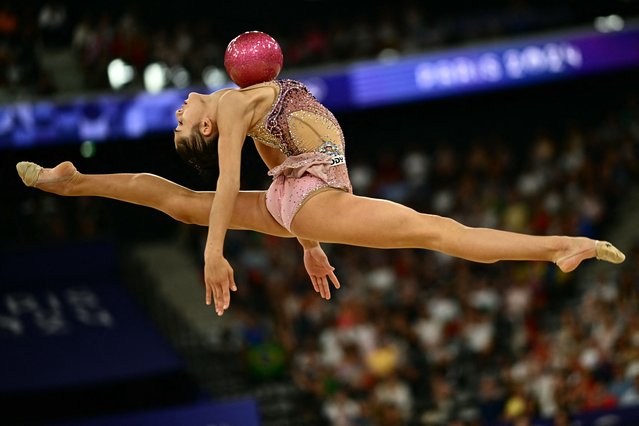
[173,92,219,173]
[174,92,217,141]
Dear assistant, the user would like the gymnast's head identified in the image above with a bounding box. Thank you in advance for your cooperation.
[173,91,225,174]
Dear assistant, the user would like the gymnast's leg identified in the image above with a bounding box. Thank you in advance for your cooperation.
[16,161,292,238]
[291,190,625,273]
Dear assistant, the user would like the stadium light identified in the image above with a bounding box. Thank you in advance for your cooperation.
[594,15,625,33]
[107,59,135,90]
[202,66,229,90]
[169,65,191,89]
[143,62,169,94]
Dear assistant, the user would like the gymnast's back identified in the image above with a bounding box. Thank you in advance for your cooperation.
[246,79,346,158]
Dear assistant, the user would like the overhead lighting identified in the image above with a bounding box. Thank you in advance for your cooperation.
[202,66,229,90]
[594,15,625,33]
[107,59,135,90]
[169,65,191,89]
[143,62,169,93]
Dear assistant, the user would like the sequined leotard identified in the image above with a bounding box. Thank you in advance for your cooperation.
[247,79,353,231]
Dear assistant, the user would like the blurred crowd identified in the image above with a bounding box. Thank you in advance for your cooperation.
[2,0,637,101]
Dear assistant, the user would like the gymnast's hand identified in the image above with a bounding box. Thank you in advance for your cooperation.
[204,252,237,316]
[303,245,341,300]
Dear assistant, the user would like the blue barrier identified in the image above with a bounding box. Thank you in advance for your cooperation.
[349,25,639,107]
[0,240,184,392]
[59,399,261,426]
[490,405,639,426]
[0,22,638,149]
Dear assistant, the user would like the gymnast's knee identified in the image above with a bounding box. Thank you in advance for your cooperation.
[417,213,460,252]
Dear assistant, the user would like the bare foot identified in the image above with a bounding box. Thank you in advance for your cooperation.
[555,237,625,272]
[16,161,78,195]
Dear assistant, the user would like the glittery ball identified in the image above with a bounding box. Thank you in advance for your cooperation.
[224,31,284,88]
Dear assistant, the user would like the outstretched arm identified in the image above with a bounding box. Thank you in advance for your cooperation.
[204,92,248,316]
[297,238,341,300]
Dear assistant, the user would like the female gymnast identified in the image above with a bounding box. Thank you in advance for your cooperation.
[16,79,625,317]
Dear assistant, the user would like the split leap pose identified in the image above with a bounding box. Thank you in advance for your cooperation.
[16,79,625,316]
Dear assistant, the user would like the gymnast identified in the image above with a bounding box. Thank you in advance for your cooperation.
[16,78,625,317]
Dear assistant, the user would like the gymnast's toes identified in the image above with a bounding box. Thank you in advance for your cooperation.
[595,241,626,264]
[16,161,43,187]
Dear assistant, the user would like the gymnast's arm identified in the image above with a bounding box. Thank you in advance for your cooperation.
[252,139,340,298]
[297,237,341,299]
[204,92,248,315]
[251,140,326,250]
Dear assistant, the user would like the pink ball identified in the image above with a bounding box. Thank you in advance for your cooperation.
[224,31,284,88]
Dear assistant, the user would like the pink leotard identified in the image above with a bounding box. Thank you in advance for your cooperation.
[247,79,352,231]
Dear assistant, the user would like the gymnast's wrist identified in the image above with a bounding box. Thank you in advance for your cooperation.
[298,238,319,251]
[204,245,224,258]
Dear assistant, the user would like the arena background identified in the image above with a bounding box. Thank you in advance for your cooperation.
[1,1,639,425]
